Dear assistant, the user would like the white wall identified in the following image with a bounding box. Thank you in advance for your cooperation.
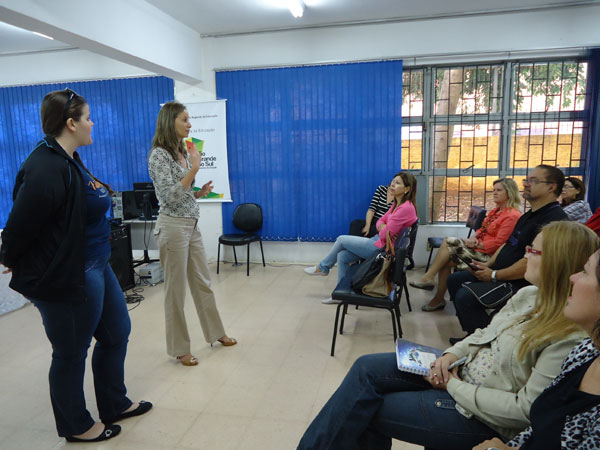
[0,0,205,84]
[0,49,152,87]
[2,4,599,265]
[204,5,600,70]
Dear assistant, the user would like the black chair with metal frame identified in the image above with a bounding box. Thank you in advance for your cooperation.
[217,203,266,276]
[329,228,411,356]
[425,206,487,271]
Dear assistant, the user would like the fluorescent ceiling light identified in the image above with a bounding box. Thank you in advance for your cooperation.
[287,0,305,18]
[32,31,54,40]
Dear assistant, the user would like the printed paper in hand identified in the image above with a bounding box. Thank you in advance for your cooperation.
[395,339,443,376]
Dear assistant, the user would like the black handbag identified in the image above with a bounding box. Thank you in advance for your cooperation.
[351,250,386,292]
[461,281,513,309]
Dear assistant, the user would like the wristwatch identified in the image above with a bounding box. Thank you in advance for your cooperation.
[491,270,498,282]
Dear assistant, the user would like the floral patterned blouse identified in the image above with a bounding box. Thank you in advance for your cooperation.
[148,147,199,219]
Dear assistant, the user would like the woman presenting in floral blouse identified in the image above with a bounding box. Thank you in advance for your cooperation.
[148,101,236,367]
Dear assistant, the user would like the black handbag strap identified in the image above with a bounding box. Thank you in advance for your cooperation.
[461,281,513,309]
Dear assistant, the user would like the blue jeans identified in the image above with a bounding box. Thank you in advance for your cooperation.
[297,353,499,450]
[319,235,380,283]
[31,252,132,437]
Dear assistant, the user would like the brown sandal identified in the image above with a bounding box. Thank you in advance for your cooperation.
[176,354,199,366]
[214,337,237,347]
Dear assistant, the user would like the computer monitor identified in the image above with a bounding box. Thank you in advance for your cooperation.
[133,182,159,220]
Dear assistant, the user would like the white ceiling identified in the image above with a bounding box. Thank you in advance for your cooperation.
[0,0,597,54]
[0,22,73,54]
[145,0,598,36]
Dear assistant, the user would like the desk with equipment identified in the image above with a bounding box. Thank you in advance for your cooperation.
[111,182,163,286]
[113,183,159,252]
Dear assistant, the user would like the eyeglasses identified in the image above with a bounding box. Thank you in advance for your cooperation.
[63,88,80,122]
[563,185,576,190]
[525,245,542,256]
[522,178,554,186]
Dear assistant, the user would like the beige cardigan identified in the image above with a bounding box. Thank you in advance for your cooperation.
[445,285,585,440]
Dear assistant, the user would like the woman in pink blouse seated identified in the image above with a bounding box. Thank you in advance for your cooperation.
[411,178,522,312]
[304,172,418,304]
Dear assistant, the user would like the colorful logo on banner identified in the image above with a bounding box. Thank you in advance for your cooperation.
[183,101,231,202]
[185,137,204,154]
[186,137,224,199]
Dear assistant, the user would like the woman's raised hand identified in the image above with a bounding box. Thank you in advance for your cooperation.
[200,180,214,197]
[194,180,214,199]
[186,145,202,170]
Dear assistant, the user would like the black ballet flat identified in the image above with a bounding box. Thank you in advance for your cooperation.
[65,423,121,442]
[105,400,153,423]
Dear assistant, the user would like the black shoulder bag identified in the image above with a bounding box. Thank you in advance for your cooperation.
[461,281,513,309]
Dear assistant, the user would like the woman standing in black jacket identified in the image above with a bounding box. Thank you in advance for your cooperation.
[0,89,151,442]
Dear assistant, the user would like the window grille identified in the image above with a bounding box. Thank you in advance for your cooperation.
[401,59,590,223]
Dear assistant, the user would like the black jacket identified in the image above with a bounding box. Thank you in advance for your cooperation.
[0,137,87,302]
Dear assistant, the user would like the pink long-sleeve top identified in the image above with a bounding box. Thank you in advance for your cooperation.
[374,201,417,249]
[476,206,522,255]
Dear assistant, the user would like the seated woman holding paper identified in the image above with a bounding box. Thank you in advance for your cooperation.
[411,178,522,312]
[297,221,599,450]
[303,172,417,304]
[473,247,600,449]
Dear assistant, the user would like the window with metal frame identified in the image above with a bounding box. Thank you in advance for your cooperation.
[401,68,424,172]
[401,59,590,223]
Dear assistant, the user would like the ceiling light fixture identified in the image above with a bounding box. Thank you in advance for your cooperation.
[287,0,305,18]
[32,31,54,40]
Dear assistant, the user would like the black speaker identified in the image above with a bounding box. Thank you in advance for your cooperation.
[121,191,139,220]
[109,223,135,291]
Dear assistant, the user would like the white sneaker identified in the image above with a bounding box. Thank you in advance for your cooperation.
[304,266,328,276]
[321,298,341,304]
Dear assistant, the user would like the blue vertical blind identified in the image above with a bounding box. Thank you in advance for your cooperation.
[586,49,600,212]
[0,76,174,228]
[216,61,403,241]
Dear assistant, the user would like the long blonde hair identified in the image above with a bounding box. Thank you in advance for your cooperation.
[493,178,521,210]
[518,221,600,359]
[149,101,186,161]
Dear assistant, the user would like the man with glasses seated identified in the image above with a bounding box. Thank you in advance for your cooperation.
[447,165,567,343]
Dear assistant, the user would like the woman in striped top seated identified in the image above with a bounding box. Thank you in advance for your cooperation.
[349,183,393,238]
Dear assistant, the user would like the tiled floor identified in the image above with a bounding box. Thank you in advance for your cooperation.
[0,262,464,450]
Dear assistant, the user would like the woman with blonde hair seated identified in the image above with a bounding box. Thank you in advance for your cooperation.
[297,221,599,450]
[474,245,600,449]
[411,178,522,312]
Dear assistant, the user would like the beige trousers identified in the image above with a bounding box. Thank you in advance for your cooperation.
[154,214,226,357]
